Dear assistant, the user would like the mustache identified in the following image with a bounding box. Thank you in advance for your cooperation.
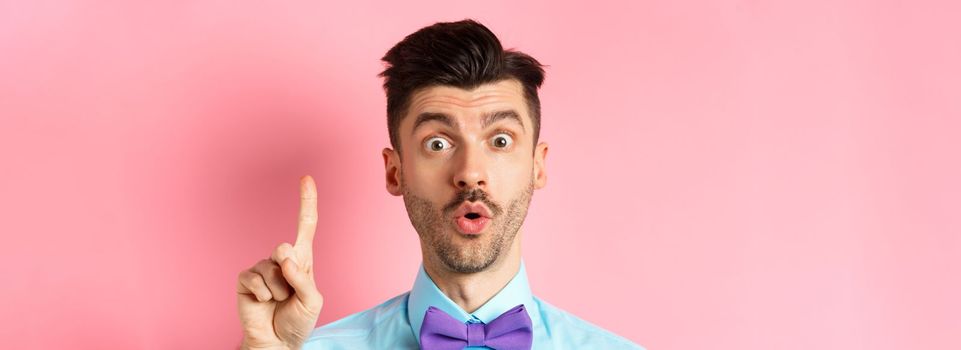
[443,188,503,217]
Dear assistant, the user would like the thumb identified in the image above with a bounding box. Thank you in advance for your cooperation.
[280,256,323,312]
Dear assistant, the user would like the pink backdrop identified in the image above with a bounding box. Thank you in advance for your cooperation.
[2,1,959,349]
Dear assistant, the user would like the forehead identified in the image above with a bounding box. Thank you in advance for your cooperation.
[403,79,529,127]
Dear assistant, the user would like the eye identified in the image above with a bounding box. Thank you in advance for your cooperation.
[424,137,452,152]
[491,133,513,149]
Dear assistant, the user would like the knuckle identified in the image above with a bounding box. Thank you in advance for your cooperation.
[245,272,264,287]
[262,263,282,281]
[238,270,257,284]
[254,259,273,270]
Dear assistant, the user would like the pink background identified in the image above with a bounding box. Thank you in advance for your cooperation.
[2,1,959,349]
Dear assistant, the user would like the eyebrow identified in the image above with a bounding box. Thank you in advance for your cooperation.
[411,112,458,136]
[481,110,525,132]
[410,110,526,136]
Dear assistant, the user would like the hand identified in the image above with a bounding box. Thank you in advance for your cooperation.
[237,176,324,350]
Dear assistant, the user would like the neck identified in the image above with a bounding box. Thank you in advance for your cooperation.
[422,231,523,314]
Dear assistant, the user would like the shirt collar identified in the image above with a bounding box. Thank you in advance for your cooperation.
[407,261,540,344]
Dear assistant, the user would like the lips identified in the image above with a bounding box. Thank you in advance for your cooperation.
[452,202,492,235]
[452,202,492,219]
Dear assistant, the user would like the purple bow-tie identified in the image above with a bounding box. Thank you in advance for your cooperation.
[419,304,533,350]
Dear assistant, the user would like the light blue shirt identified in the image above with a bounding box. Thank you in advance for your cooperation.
[302,262,644,349]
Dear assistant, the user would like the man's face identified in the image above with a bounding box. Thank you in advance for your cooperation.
[382,79,548,274]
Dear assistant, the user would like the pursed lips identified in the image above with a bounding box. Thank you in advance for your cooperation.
[452,201,492,219]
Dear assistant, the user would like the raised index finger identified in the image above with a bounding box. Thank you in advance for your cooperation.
[295,175,318,251]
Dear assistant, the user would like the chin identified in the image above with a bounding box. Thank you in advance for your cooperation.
[445,238,491,259]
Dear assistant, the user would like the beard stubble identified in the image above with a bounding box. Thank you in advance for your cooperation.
[402,178,534,274]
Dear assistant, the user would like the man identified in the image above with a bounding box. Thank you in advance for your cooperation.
[236,19,644,350]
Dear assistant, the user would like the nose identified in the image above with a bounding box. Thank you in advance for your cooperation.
[452,143,488,191]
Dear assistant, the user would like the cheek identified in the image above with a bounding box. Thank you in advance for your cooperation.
[402,161,449,192]
[491,156,534,190]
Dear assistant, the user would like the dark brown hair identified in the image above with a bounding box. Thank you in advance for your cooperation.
[379,19,546,151]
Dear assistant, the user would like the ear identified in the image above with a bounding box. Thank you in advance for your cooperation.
[533,142,548,190]
[382,147,403,196]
